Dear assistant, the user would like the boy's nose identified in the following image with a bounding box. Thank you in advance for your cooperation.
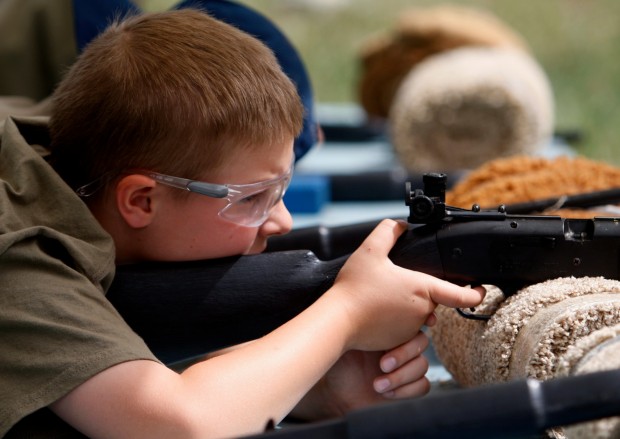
[260,200,293,236]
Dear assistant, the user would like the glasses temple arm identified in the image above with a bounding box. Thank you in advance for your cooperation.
[145,172,228,198]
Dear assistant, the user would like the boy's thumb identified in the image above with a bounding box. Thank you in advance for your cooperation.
[359,219,407,255]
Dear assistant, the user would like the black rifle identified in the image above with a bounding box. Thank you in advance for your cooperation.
[108,173,620,361]
[106,173,620,437]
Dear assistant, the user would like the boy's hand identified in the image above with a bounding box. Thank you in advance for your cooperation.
[293,332,431,419]
[372,331,430,399]
[332,219,485,352]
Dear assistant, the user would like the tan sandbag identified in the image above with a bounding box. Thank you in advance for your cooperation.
[555,324,620,439]
[388,46,553,172]
[358,4,528,119]
[446,155,620,217]
[430,277,620,386]
[433,148,620,438]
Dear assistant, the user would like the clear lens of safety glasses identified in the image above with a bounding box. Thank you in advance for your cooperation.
[219,173,292,227]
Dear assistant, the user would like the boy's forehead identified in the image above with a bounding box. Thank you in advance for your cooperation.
[195,137,293,182]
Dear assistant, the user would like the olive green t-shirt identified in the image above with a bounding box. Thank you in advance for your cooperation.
[0,117,159,437]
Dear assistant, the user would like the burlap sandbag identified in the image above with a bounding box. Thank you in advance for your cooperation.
[388,46,553,172]
[446,155,620,217]
[430,277,620,385]
[430,277,620,438]
[555,324,620,439]
[358,4,528,120]
[433,152,620,438]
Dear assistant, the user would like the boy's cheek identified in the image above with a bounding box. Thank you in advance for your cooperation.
[205,227,261,258]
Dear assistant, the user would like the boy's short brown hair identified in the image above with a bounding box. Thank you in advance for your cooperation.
[49,8,304,194]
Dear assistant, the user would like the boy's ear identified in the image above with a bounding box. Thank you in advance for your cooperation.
[114,174,158,229]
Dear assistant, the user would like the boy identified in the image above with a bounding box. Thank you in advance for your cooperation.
[0,9,484,438]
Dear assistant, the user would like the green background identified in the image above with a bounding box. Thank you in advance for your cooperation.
[138,0,620,165]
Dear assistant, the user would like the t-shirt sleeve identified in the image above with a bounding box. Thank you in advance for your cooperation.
[0,238,160,436]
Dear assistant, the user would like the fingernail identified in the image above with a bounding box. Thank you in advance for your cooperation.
[374,378,391,393]
[381,356,397,373]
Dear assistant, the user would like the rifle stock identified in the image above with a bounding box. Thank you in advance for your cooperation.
[108,251,346,364]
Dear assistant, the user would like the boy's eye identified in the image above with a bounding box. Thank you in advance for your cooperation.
[238,190,268,205]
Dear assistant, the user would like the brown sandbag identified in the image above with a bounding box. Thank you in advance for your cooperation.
[358,4,528,119]
[430,277,620,385]
[430,277,620,438]
[388,46,553,172]
[446,155,620,217]
[556,324,620,439]
[434,153,620,438]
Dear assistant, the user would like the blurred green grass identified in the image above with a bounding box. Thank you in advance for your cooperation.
[140,0,620,164]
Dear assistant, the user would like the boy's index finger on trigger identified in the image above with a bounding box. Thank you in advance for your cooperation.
[429,281,486,309]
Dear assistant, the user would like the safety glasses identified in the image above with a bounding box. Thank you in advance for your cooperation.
[134,160,294,227]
